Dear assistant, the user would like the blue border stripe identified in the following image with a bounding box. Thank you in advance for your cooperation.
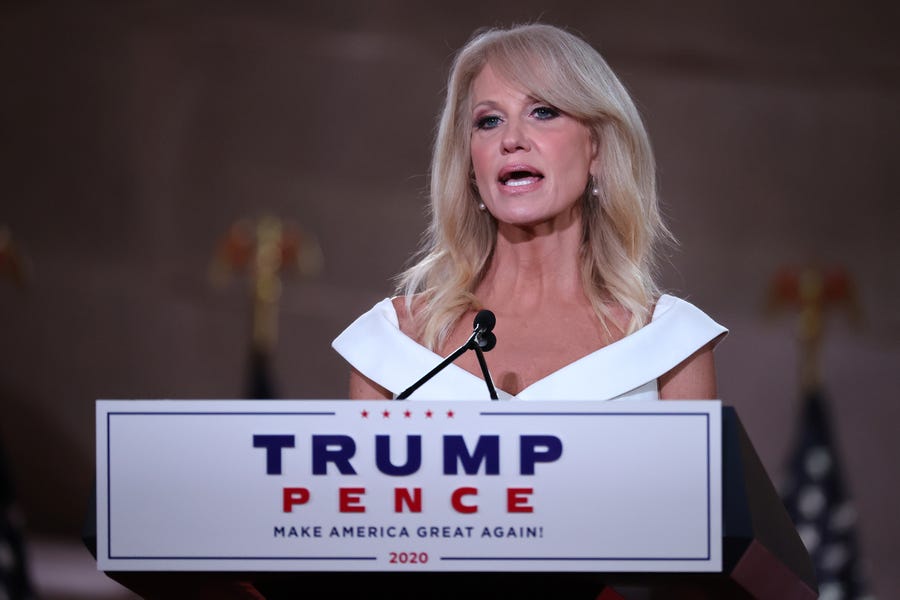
[105,410,712,563]
[111,556,378,561]
[441,556,711,561]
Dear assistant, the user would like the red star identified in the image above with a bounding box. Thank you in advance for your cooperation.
[361,410,369,418]
[382,410,391,418]
[446,410,455,418]
[404,410,412,418]
[425,410,433,418]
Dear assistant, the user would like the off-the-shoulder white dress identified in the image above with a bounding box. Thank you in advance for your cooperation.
[331,294,726,401]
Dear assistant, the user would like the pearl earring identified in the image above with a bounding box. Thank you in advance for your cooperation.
[478,201,487,211]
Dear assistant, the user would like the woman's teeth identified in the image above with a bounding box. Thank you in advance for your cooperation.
[505,178,535,187]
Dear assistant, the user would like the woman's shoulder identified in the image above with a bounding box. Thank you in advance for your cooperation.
[652,293,715,317]
[333,297,397,341]
[390,294,423,338]
[650,293,728,345]
[651,293,679,319]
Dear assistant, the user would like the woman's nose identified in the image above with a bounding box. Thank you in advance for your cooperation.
[501,120,531,154]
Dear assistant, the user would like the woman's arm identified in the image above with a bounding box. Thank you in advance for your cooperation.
[658,340,720,400]
[349,366,393,400]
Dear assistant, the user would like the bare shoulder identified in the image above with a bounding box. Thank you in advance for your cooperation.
[349,367,392,400]
[346,296,425,400]
[391,295,422,338]
[658,340,720,400]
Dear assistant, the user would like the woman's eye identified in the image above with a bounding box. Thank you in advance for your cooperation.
[532,106,560,120]
[475,115,502,130]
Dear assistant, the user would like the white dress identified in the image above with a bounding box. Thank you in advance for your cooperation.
[331,294,727,401]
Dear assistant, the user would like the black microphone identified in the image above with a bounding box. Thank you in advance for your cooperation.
[473,309,496,333]
[472,309,497,352]
[477,331,497,351]
[471,310,498,399]
[397,309,499,400]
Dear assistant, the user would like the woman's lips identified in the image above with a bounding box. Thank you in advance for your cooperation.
[498,165,544,188]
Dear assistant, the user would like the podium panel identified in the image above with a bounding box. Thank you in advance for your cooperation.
[95,400,721,574]
[85,400,815,599]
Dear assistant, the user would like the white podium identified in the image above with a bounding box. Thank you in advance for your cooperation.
[85,400,815,599]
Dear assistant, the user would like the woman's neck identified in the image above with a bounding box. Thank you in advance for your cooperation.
[477,220,585,311]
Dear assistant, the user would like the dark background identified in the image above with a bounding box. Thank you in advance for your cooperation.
[1,1,897,598]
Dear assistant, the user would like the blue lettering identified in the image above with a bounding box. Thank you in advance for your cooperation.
[375,435,422,475]
[253,434,295,475]
[443,435,499,475]
[312,435,357,475]
[520,435,562,474]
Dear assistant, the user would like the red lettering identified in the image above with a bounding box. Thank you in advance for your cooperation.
[339,487,366,513]
[451,486,478,514]
[287,486,533,514]
[394,487,422,513]
[507,487,534,513]
[282,487,310,512]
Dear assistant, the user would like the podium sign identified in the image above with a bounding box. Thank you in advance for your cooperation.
[96,400,721,573]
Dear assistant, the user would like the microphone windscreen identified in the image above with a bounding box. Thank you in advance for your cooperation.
[476,331,497,352]
[473,309,496,333]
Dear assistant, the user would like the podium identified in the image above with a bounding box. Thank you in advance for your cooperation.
[85,402,816,599]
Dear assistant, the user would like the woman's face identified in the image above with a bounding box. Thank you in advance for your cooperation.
[469,64,597,231]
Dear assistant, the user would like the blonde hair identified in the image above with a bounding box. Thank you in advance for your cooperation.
[398,23,672,350]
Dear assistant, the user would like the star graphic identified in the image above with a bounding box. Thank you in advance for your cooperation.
[404,410,412,418]
[382,410,391,418]
[361,410,369,418]
[425,410,434,418]
[447,410,455,418]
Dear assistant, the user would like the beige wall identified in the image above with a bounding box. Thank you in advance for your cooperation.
[1,1,897,595]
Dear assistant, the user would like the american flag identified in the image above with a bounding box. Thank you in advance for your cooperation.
[780,388,875,600]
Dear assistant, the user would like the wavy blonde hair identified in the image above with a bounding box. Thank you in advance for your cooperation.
[397,23,672,350]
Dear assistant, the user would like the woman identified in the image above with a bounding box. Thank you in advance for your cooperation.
[333,23,726,401]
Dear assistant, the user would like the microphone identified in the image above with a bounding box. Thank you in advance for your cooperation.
[397,309,499,400]
[472,309,497,352]
[473,309,495,333]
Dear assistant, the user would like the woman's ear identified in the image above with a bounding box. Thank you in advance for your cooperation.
[590,152,602,185]
[589,131,602,165]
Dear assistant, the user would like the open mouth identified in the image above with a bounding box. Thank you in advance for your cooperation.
[499,169,544,187]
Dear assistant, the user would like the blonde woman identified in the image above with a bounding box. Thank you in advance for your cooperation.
[333,23,726,401]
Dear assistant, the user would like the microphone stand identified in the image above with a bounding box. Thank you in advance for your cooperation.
[473,343,498,400]
[397,329,498,400]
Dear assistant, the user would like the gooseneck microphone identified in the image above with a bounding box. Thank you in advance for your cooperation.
[472,309,496,338]
[470,310,498,399]
[397,309,499,400]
